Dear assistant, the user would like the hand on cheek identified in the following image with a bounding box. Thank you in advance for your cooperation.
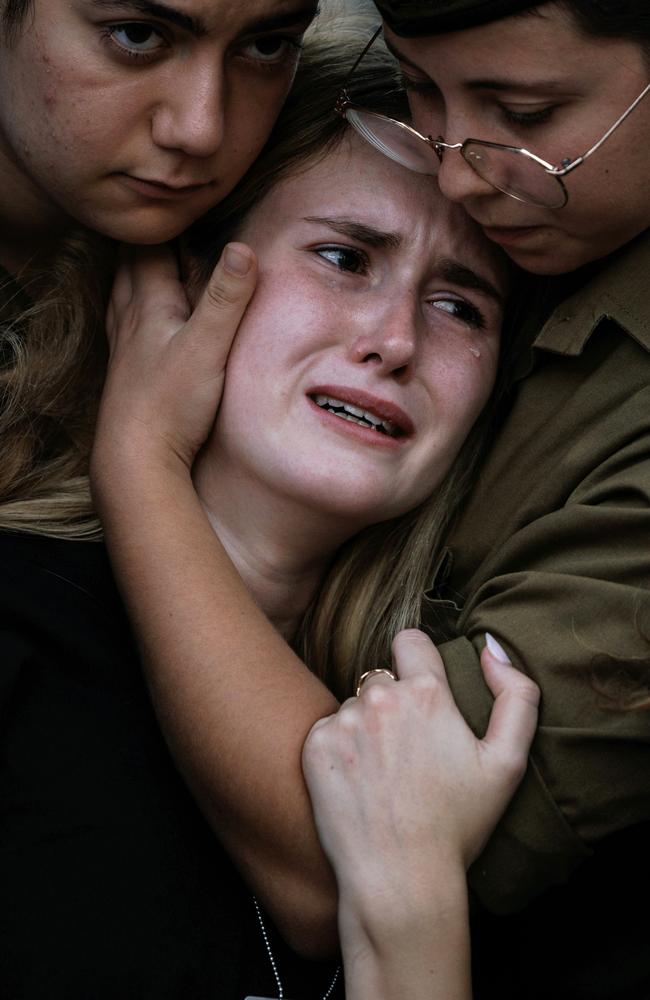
[92,241,257,495]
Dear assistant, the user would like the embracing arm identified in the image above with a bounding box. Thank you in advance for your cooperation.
[93,245,340,955]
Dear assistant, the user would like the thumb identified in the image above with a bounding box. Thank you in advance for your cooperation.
[187,242,258,350]
[480,634,539,768]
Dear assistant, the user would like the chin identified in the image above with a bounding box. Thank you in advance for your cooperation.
[505,245,582,276]
[299,484,397,528]
[321,495,412,529]
[506,229,640,276]
[107,218,195,246]
[81,206,203,246]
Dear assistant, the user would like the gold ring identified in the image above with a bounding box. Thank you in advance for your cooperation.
[355,668,398,697]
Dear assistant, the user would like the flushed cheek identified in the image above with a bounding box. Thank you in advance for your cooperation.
[427,342,496,400]
[234,281,342,367]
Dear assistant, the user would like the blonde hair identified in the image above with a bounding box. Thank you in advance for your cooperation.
[296,420,492,698]
[0,232,112,539]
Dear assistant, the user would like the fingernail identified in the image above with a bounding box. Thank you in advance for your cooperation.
[223,244,252,276]
[485,632,511,665]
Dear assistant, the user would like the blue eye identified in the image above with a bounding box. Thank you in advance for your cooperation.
[315,246,369,274]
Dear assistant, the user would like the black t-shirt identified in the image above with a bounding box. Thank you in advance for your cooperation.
[0,531,341,999]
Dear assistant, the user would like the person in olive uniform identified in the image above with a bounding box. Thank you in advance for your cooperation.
[352,3,650,996]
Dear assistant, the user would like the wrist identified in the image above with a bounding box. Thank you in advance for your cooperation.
[337,857,468,954]
[90,439,196,524]
[337,867,471,1000]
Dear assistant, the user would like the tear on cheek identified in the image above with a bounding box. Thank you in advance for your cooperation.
[467,344,481,358]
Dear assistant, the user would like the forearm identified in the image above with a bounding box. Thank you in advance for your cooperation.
[97,459,339,954]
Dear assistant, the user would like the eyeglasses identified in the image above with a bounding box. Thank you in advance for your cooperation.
[336,26,650,210]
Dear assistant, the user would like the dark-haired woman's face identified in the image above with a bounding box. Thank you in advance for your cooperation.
[385,7,650,274]
[0,0,316,248]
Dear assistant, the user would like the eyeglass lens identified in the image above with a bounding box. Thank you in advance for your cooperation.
[346,109,439,174]
[345,109,568,209]
[462,143,567,209]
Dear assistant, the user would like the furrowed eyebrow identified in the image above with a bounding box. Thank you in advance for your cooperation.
[90,0,205,35]
[305,218,502,302]
[439,258,504,306]
[305,216,402,249]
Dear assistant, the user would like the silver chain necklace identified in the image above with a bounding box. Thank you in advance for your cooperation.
[244,897,341,1000]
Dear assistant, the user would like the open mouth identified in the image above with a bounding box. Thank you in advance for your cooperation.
[311,394,403,438]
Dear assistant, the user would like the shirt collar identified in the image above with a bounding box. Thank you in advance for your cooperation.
[533,228,650,357]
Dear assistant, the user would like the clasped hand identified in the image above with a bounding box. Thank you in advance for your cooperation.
[302,629,540,915]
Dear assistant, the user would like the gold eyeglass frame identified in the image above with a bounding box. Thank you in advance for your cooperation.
[336,25,650,210]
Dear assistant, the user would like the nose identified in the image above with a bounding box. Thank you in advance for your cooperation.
[348,297,418,377]
[151,60,225,158]
[436,143,497,205]
[411,101,495,205]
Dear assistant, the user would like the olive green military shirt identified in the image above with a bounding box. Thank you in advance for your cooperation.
[425,229,650,914]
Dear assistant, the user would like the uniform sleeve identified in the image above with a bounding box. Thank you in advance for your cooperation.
[431,418,650,914]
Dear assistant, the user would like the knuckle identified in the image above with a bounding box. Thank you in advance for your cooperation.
[205,279,239,311]
[393,628,431,650]
[412,673,441,699]
[391,628,433,663]
[498,747,529,783]
[363,682,394,710]
[510,673,541,707]
[303,722,330,760]
[366,683,388,706]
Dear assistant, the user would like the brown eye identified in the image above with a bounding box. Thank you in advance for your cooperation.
[240,35,302,65]
[109,23,165,54]
[501,105,555,127]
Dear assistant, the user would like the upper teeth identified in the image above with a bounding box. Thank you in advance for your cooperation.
[313,394,399,437]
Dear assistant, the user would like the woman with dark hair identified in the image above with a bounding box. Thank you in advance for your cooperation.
[0,0,320,559]
[92,3,650,997]
[0,0,316,262]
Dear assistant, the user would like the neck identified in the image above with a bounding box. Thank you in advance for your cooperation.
[193,450,359,640]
